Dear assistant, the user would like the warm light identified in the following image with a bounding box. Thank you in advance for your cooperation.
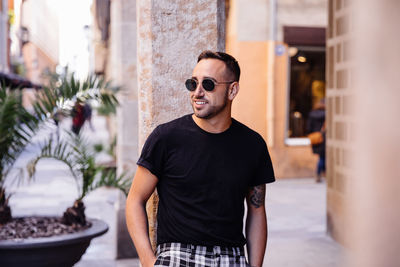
[297,56,307,63]
[293,111,302,118]
[288,47,298,57]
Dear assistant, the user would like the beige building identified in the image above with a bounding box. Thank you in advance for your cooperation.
[20,0,59,84]
[226,0,328,178]
[0,0,9,72]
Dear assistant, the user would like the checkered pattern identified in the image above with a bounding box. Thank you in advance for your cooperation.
[154,242,249,267]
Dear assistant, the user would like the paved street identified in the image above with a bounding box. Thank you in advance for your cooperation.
[77,178,345,267]
[266,178,345,267]
[6,115,344,267]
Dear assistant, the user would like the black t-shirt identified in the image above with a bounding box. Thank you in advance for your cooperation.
[137,114,275,247]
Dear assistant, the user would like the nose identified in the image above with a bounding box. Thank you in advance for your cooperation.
[193,82,205,97]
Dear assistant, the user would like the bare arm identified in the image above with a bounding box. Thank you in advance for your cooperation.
[126,166,158,267]
[245,184,267,267]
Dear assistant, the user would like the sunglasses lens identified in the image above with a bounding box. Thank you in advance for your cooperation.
[185,79,197,91]
[202,79,215,91]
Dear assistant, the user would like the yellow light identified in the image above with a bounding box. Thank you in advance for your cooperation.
[294,111,302,118]
[297,56,307,63]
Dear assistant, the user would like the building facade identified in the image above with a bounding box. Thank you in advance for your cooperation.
[325,0,351,245]
[226,0,328,178]
[20,0,59,84]
[0,0,9,72]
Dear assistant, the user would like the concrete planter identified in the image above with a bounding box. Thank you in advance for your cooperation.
[0,218,108,267]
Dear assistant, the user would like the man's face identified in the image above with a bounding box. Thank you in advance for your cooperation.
[190,59,232,119]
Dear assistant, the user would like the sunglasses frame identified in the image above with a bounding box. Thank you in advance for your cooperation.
[185,78,235,92]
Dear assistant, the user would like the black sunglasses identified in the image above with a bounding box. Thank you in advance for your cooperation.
[185,78,234,92]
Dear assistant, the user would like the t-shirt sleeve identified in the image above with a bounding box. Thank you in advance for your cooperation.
[249,138,275,186]
[137,126,166,179]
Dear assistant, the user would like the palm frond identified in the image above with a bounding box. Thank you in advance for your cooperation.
[27,131,105,201]
[27,137,78,179]
[95,169,131,196]
[32,71,120,124]
[0,87,40,183]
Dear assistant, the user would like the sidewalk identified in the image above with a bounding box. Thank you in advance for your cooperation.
[7,115,344,267]
[78,178,345,267]
[265,178,344,267]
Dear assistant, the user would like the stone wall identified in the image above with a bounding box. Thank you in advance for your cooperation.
[136,0,226,249]
[326,0,352,244]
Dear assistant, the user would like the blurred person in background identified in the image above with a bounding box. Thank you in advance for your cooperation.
[71,99,92,134]
[307,99,326,182]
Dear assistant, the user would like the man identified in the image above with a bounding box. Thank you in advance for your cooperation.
[126,51,275,267]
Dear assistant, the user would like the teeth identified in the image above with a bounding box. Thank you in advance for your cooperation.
[196,101,206,104]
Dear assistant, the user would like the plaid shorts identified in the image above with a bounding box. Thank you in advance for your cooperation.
[154,242,249,267]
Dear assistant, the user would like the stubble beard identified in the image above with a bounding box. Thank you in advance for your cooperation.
[192,88,229,119]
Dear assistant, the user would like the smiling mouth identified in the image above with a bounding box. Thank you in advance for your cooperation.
[195,101,207,105]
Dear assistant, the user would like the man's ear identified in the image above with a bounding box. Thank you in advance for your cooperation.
[228,82,239,101]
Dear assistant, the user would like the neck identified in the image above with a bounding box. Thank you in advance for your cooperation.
[192,108,232,133]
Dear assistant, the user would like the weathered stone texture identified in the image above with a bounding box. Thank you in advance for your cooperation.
[137,0,225,250]
[137,0,225,147]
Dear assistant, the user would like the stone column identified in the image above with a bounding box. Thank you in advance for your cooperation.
[136,0,226,249]
[111,0,139,179]
[108,0,139,258]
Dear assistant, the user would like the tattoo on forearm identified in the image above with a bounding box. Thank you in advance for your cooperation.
[248,185,265,208]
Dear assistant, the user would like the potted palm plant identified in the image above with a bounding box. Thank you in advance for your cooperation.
[0,72,129,266]
[0,88,39,225]
[27,132,130,227]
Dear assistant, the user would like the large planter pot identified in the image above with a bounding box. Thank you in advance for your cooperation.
[0,218,108,267]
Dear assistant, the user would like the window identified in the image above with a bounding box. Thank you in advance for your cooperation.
[283,26,326,145]
[287,46,326,139]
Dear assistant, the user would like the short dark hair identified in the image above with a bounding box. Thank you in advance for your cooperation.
[197,50,241,82]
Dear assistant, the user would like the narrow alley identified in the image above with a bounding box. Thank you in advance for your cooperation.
[8,115,344,266]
